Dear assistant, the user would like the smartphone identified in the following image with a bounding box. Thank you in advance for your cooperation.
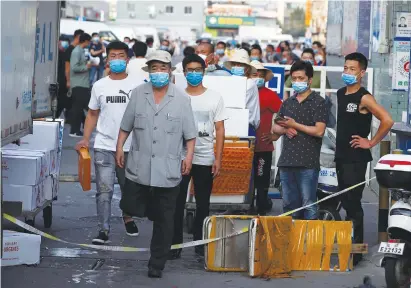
[274,115,286,123]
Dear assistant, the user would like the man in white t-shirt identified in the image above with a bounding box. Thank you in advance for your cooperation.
[75,41,145,245]
[127,41,149,81]
[169,54,227,259]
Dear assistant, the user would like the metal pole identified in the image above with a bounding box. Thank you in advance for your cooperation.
[378,141,391,243]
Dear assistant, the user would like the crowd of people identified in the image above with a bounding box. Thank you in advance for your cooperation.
[57,29,394,278]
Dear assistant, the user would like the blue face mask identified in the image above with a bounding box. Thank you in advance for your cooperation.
[304,59,314,65]
[216,49,225,55]
[186,72,203,87]
[149,72,170,88]
[160,45,169,51]
[254,78,265,88]
[61,41,69,49]
[313,49,318,54]
[231,66,245,76]
[341,73,358,86]
[280,58,287,64]
[250,56,260,61]
[109,59,127,74]
[292,81,309,93]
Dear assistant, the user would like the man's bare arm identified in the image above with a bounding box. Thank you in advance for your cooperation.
[362,94,394,148]
[215,121,225,162]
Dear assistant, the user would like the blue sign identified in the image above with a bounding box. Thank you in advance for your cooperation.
[265,66,285,100]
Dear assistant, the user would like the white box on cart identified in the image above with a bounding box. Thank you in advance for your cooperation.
[2,149,56,176]
[224,108,249,137]
[17,121,59,150]
[2,183,44,211]
[1,230,41,266]
[2,154,46,185]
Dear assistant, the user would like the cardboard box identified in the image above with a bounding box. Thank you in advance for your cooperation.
[2,230,41,266]
[3,183,44,211]
[2,149,55,176]
[174,74,247,109]
[2,154,45,185]
[12,121,59,151]
[225,108,249,137]
[45,119,65,175]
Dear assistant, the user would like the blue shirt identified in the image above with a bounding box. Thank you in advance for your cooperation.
[90,42,104,65]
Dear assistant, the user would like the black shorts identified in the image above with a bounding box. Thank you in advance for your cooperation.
[253,151,273,189]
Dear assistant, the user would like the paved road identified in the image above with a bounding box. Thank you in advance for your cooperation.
[2,124,387,288]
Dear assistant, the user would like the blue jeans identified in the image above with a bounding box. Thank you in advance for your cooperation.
[94,149,128,232]
[89,65,104,86]
[279,167,319,220]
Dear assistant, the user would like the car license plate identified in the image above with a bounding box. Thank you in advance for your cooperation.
[378,242,405,255]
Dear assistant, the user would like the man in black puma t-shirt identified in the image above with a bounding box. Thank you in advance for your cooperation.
[335,52,393,265]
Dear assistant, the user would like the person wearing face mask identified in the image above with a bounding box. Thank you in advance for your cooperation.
[216,41,229,66]
[284,48,331,99]
[75,41,143,246]
[224,49,260,135]
[116,50,197,278]
[89,33,106,86]
[312,41,326,66]
[335,52,393,266]
[264,44,275,63]
[57,36,72,119]
[250,44,263,62]
[249,60,282,215]
[170,54,227,260]
[159,39,174,56]
[196,42,231,76]
[270,61,329,221]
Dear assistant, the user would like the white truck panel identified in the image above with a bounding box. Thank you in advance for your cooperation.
[1,1,37,146]
[32,1,60,118]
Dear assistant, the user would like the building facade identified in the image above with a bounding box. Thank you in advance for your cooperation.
[116,1,204,40]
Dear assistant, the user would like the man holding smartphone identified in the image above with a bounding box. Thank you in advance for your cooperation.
[271,61,329,220]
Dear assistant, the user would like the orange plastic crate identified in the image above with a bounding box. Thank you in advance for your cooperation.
[78,147,91,191]
[190,146,254,196]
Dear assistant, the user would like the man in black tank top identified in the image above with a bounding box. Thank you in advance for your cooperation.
[335,52,393,266]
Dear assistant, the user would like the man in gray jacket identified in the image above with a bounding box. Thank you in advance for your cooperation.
[69,33,92,137]
[116,51,197,278]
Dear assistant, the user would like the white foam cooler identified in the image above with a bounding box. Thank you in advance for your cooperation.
[374,154,411,190]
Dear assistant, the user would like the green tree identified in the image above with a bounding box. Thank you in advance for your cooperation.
[283,7,306,37]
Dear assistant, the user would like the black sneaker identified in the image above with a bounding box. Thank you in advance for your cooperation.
[69,131,83,138]
[148,267,162,278]
[92,231,109,245]
[124,221,139,237]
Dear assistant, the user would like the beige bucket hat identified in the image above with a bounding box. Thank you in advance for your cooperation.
[250,60,274,81]
[223,49,256,73]
[142,50,176,72]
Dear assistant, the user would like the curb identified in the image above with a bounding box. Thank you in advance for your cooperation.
[59,174,119,184]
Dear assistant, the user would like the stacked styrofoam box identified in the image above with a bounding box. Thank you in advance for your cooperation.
[174,74,249,136]
[2,120,63,212]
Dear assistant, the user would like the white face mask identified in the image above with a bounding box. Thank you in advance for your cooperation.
[199,54,207,61]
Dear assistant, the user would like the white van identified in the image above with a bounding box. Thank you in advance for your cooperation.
[106,24,137,42]
[60,19,118,42]
[133,27,160,49]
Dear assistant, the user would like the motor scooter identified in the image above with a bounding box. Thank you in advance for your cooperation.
[375,153,411,288]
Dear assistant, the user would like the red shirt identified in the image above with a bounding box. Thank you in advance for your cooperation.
[255,87,282,152]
